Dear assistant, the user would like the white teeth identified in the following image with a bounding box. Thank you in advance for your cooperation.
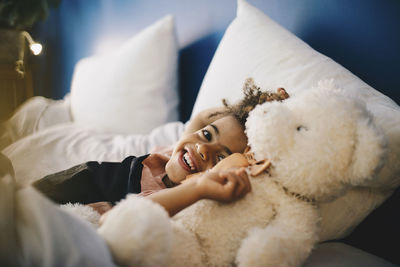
[183,152,195,171]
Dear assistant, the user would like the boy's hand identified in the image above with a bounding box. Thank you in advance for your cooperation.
[87,201,113,215]
[196,168,251,202]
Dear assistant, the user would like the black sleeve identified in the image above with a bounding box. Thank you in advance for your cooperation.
[33,154,149,205]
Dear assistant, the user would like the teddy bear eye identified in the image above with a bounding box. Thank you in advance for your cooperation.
[296,126,307,132]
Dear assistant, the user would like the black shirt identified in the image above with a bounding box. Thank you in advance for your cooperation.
[33,155,149,205]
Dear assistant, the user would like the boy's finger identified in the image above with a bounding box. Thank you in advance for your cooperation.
[235,168,251,192]
[239,168,252,193]
[234,169,251,197]
[232,173,246,198]
[223,173,238,199]
[218,169,251,201]
[217,171,230,185]
[222,171,245,200]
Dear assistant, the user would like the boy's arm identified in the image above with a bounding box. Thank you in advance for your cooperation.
[142,168,250,217]
[183,107,226,136]
[94,155,251,218]
[99,168,250,223]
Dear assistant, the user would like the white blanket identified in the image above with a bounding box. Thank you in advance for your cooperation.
[0,96,184,265]
[0,96,73,151]
[0,153,115,266]
[2,121,184,186]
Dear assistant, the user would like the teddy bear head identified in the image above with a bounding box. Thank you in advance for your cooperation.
[245,80,387,202]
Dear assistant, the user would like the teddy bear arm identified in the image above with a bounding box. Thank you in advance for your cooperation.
[165,220,204,267]
[236,203,320,267]
[97,195,173,267]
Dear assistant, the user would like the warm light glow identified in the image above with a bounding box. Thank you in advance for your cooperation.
[30,43,43,55]
[22,31,43,56]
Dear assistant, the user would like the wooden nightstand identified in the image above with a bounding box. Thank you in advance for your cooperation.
[0,29,34,122]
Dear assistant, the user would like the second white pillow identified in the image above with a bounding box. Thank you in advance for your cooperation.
[191,0,400,243]
[70,15,179,135]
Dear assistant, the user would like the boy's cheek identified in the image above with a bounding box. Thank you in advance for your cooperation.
[165,158,186,184]
[212,153,249,172]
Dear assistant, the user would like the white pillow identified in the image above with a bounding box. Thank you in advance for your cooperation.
[70,15,179,135]
[192,0,400,242]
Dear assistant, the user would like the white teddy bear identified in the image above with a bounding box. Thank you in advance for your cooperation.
[98,80,387,267]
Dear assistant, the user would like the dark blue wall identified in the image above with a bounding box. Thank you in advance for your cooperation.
[32,0,400,116]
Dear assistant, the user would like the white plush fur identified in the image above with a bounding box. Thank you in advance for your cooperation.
[60,203,101,228]
[246,80,387,202]
[98,80,387,266]
[98,195,172,267]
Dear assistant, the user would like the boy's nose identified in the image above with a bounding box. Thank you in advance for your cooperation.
[196,143,215,161]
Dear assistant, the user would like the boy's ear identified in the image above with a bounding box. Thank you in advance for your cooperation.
[349,119,386,185]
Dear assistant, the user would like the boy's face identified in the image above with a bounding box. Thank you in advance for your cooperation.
[165,116,248,183]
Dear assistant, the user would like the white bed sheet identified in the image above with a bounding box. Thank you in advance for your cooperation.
[2,121,184,186]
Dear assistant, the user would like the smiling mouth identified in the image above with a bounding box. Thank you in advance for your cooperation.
[180,150,197,172]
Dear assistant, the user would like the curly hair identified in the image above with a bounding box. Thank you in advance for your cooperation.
[212,78,290,127]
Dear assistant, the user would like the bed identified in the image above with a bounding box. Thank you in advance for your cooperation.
[1,0,399,266]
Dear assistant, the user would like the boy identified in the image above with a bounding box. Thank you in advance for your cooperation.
[34,79,289,213]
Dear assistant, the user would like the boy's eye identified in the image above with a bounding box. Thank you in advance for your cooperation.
[202,129,212,141]
[217,155,225,162]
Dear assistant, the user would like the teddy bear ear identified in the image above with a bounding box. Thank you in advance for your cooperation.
[348,116,387,186]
